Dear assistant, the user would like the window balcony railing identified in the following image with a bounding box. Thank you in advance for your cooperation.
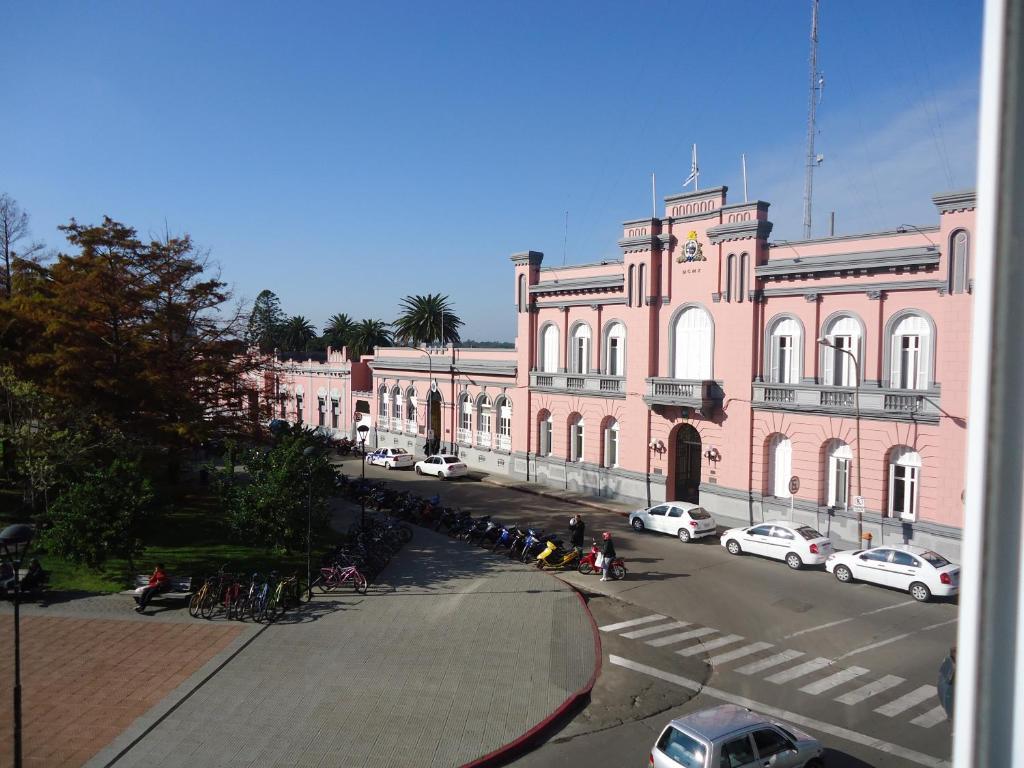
[751,382,940,423]
[407,419,418,434]
[529,371,626,398]
[378,414,389,430]
[644,378,724,415]
[458,427,472,444]
[476,430,492,449]
[497,433,511,451]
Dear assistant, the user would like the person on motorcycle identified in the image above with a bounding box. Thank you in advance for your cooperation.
[569,514,585,555]
[600,531,616,582]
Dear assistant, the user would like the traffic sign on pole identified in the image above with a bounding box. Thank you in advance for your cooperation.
[788,476,801,495]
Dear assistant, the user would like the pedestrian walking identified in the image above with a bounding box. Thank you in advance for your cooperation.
[569,514,585,555]
[134,563,170,613]
[600,531,616,582]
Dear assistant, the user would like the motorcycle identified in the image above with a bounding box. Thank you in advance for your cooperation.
[535,539,580,570]
[520,529,556,563]
[473,519,503,547]
[492,524,519,552]
[578,542,627,579]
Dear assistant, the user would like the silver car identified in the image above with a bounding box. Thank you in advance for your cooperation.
[651,704,824,768]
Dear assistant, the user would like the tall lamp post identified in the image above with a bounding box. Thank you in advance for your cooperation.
[817,337,863,542]
[410,347,434,455]
[357,424,370,526]
[301,446,316,598]
[1,523,34,768]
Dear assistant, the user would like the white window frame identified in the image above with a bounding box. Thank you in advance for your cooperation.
[392,387,402,423]
[378,387,388,419]
[539,414,552,456]
[768,316,802,384]
[570,417,585,462]
[768,434,792,498]
[826,441,852,508]
[540,324,560,373]
[888,447,921,521]
[571,324,591,374]
[673,305,713,379]
[604,420,619,468]
[459,395,471,432]
[605,322,625,376]
[889,314,931,390]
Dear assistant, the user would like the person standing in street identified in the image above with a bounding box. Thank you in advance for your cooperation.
[569,514,585,555]
[600,531,616,581]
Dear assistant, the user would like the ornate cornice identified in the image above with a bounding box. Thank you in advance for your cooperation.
[707,219,774,244]
[757,245,939,279]
[509,250,544,266]
[932,189,977,214]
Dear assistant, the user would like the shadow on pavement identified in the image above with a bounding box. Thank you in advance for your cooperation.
[823,748,877,768]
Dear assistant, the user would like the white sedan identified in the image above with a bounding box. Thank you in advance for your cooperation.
[826,544,960,602]
[365,447,414,470]
[629,502,717,543]
[720,520,833,569]
[414,454,468,480]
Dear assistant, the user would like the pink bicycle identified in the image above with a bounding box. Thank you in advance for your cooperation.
[311,562,368,595]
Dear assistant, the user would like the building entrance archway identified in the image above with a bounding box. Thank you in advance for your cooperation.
[670,423,702,503]
[427,391,443,454]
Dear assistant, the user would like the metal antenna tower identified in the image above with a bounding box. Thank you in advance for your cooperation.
[802,0,823,239]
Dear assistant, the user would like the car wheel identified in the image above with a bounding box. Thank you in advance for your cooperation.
[438,472,445,481]
[910,582,932,602]
[785,552,803,570]
[804,760,824,768]
[385,461,393,470]
[834,564,853,583]
[725,539,742,556]
[631,518,645,532]
[415,466,422,475]
[677,529,691,543]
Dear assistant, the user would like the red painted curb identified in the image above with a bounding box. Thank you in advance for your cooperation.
[460,573,603,768]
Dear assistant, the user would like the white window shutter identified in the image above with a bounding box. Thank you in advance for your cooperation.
[823,341,834,385]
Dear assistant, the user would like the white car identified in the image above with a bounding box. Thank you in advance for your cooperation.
[414,454,468,480]
[629,502,717,543]
[826,544,960,602]
[721,521,832,569]
[365,447,414,470]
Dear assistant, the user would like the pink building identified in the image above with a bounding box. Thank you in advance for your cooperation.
[265,185,975,558]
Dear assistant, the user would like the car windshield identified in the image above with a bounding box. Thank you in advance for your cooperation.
[796,526,824,540]
[443,457,461,464]
[688,508,711,519]
[920,550,951,568]
[656,727,706,768]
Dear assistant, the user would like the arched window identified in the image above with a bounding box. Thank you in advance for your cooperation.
[889,313,932,390]
[538,410,553,456]
[603,419,620,468]
[768,434,792,498]
[391,386,402,426]
[569,414,585,462]
[821,314,863,386]
[476,394,492,448]
[638,263,647,306]
[458,393,472,443]
[496,396,512,451]
[406,387,417,432]
[888,447,921,521]
[604,321,626,376]
[738,253,748,303]
[672,305,713,379]
[825,440,852,508]
[627,264,635,307]
[725,254,735,303]
[518,274,528,312]
[378,386,388,421]
[570,323,592,374]
[540,324,560,373]
[950,230,969,295]
[767,315,802,384]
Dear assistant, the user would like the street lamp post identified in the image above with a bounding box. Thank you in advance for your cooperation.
[301,446,316,598]
[1,523,35,768]
[411,347,434,455]
[817,337,863,542]
[357,424,370,527]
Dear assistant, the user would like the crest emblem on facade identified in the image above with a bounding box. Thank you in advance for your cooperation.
[677,231,706,263]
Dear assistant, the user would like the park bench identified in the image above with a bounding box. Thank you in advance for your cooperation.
[121,575,193,604]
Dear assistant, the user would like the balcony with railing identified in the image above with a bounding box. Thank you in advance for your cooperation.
[751,381,940,423]
[476,430,493,449]
[529,371,625,398]
[391,417,403,432]
[407,419,418,434]
[458,427,472,444]
[378,413,389,430]
[644,378,724,415]
[497,433,512,451]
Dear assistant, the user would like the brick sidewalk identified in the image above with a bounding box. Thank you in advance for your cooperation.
[0,615,241,767]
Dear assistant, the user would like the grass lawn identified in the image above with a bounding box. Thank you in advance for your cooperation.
[2,482,344,593]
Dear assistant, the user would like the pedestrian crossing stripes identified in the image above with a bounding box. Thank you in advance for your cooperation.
[601,611,950,729]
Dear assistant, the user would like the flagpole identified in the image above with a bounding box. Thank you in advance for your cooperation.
[742,153,748,202]
[651,172,657,218]
[693,144,699,192]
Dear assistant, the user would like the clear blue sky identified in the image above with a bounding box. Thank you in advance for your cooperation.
[3,1,982,341]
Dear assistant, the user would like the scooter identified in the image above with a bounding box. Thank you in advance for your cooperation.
[492,524,519,552]
[521,530,556,563]
[578,542,627,580]
[535,539,580,570]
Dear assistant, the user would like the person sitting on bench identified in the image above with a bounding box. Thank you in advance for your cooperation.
[135,563,170,613]
[20,558,47,591]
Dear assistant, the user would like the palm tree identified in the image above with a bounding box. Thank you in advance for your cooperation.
[392,293,463,346]
[322,312,355,351]
[348,318,393,360]
[279,315,317,351]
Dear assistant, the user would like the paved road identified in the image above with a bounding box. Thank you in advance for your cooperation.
[338,456,957,767]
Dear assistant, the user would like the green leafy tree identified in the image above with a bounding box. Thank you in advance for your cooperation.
[279,315,318,352]
[245,289,286,352]
[392,293,463,346]
[347,318,393,360]
[322,312,355,351]
[41,459,155,573]
[217,425,334,553]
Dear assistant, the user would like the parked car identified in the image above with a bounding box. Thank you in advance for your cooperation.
[364,447,414,470]
[825,544,960,602]
[720,521,832,569]
[414,454,468,480]
[629,502,717,543]
[651,704,824,768]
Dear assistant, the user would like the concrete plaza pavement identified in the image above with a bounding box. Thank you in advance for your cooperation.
[80,524,598,768]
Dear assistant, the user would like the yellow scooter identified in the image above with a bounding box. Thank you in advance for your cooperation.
[535,538,580,570]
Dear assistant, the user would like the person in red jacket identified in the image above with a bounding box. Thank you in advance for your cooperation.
[135,564,170,613]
